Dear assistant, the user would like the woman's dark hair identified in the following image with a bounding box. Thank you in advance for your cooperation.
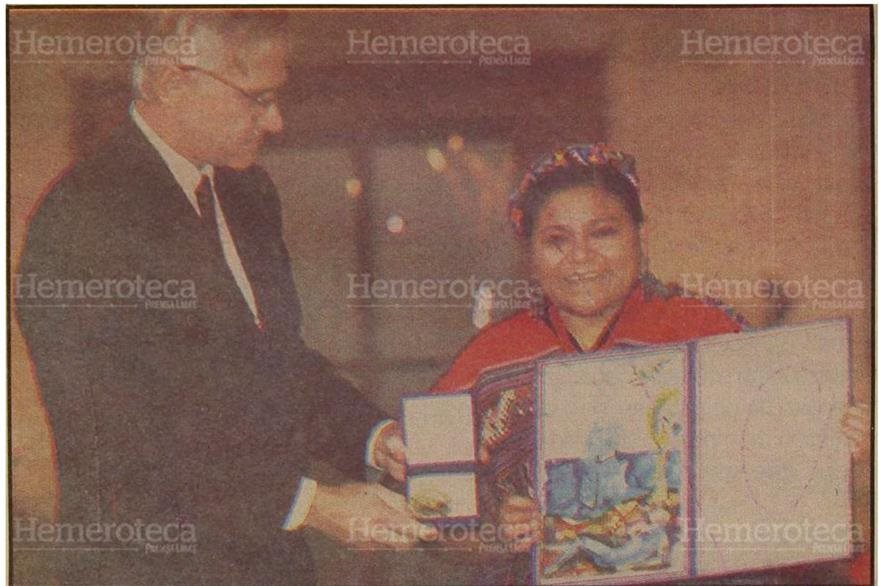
[509,144,643,240]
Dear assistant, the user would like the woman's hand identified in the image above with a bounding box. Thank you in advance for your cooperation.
[841,403,870,461]
[497,495,543,553]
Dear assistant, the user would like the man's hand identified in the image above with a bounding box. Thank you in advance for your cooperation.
[372,421,407,482]
[305,482,436,549]
[497,495,543,553]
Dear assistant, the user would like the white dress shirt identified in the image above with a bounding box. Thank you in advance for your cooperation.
[130,105,393,531]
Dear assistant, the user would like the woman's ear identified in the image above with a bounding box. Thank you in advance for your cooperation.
[523,238,537,279]
[638,223,650,275]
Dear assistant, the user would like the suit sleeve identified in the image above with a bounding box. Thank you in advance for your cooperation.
[253,169,387,480]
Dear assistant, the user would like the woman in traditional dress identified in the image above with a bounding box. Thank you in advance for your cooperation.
[425,144,868,583]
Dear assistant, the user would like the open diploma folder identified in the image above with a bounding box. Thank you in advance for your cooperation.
[535,320,852,584]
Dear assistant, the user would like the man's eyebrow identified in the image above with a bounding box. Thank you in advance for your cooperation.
[252,79,286,96]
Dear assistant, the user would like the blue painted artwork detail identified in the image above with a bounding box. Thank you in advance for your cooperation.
[540,388,683,580]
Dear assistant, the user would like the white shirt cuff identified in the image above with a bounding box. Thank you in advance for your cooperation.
[365,419,396,469]
[282,477,317,531]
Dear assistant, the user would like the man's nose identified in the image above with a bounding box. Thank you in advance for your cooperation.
[259,103,283,134]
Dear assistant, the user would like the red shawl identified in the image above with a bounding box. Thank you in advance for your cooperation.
[432,279,742,393]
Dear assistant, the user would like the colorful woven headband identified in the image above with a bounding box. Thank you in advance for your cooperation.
[508,143,639,238]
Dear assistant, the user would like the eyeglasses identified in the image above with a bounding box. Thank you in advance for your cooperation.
[178,64,279,111]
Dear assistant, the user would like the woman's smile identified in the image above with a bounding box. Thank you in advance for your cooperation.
[564,271,604,285]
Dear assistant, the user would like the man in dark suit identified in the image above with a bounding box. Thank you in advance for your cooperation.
[16,12,420,585]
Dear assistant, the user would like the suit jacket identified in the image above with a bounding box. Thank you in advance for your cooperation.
[16,118,386,585]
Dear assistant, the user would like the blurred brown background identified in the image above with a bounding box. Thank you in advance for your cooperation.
[9,7,871,585]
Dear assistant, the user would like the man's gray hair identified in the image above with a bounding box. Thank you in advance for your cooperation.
[132,10,288,99]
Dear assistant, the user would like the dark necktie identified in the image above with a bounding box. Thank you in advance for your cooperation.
[195,174,222,249]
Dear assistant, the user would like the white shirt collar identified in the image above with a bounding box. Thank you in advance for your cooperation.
[130,103,214,215]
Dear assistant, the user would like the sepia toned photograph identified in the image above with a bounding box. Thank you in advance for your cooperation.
[8,5,873,585]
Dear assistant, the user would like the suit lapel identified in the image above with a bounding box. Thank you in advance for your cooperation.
[106,118,203,240]
[107,119,254,327]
